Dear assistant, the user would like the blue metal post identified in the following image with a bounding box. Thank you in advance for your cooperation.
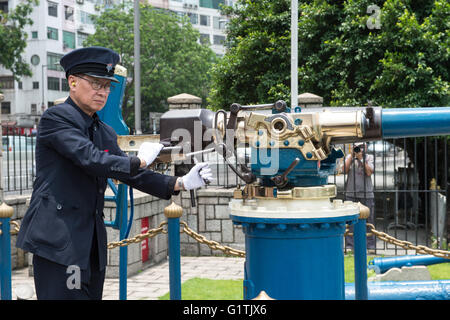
[118,184,128,300]
[0,217,12,300]
[167,217,182,300]
[353,218,368,300]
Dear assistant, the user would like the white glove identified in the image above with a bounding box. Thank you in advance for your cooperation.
[182,163,213,190]
[137,142,164,167]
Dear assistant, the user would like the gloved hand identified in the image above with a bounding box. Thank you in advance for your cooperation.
[137,142,164,167]
[182,163,213,190]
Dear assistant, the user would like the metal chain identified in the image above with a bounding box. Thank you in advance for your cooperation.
[366,223,450,259]
[10,221,20,235]
[7,218,448,259]
[106,222,167,250]
[179,221,245,257]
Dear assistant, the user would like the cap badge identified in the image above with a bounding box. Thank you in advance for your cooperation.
[106,63,113,72]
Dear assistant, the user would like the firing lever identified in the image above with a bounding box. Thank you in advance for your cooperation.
[184,147,215,207]
[270,157,300,188]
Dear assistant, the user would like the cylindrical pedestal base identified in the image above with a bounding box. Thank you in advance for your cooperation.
[230,197,359,300]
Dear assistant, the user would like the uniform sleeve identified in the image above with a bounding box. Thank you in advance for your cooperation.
[38,110,134,180]
[120,170,178,200]
[100,124,178,199]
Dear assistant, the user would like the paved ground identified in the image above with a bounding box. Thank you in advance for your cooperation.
[10,256,245,300]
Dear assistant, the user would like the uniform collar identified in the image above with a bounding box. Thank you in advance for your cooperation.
[65,96,99,128]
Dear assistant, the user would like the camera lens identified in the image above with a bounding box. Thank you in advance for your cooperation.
[354,146,361,153]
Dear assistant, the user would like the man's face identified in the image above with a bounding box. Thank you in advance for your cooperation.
[68,74,111,116]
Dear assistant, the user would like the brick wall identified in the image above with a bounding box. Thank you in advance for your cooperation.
[176,187,245,256]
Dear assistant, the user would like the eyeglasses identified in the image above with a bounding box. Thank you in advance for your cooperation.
[75,75,113,93]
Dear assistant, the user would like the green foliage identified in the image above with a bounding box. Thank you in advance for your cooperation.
[85,4,217,130]
[209,0,449,110]
[0,0,38,82]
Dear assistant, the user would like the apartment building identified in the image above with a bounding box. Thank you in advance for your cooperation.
[160,0,231,56]
[0,0,231,128]
[0,0,110,129]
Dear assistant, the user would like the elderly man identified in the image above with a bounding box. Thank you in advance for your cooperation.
[16,46,212,299]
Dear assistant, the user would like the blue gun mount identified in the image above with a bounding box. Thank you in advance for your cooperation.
[226,102,380,195]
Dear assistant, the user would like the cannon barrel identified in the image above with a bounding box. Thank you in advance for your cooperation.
[368,255,449,274]
[345,280,450,300]
[381,107,450,139]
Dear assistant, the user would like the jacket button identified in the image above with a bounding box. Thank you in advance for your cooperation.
[56,204,62,210]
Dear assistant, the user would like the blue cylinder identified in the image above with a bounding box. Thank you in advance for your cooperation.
[0,217,12,300]
[345,280,450,300]
[369,255,449,274]
[382,107,450,139]
[231,210,359,300]
[168,217,182,300]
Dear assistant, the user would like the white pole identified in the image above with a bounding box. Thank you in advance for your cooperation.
[291,0,298,110]
[134,0,142,134]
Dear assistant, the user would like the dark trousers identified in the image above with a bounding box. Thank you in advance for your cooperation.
[345,197,376,250]
[33,229,105,300]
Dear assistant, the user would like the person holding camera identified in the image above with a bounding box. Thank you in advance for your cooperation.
[343,142,376,252]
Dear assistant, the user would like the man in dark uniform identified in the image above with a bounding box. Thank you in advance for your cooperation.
[16,46,212,300]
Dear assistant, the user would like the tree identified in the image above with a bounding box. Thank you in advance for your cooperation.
[84,4,217,131]
[209,0,449,109]
[210,0,450,233]
[0,0,38,83]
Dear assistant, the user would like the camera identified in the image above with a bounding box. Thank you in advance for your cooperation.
[353,146,361,153]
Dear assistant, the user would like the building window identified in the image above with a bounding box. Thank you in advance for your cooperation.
[48,77,60,91]
[200,15,210,26]
[63,31,75,49]
[187,13,198,25]
[64,6,74,21]
[0,76,14,89]
[31,31,38,39]
[61,78,70,92]
[213,34,225,45]
[33,82,39,89]
[31,54,40,66]
[79,10,94,25]
[18,81,22,89]
[0,1,8,13]
[48,1,58,17]
[199,0,224,9]
[213,16,226,29]
[77,32,88,46]
[1,102,11,114]
[47,27,58,40]
[199,33,210,45]
[47,52,64,71]
[31,104,37,114]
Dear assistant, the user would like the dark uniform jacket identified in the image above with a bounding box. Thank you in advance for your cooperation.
[16,97,177,271]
